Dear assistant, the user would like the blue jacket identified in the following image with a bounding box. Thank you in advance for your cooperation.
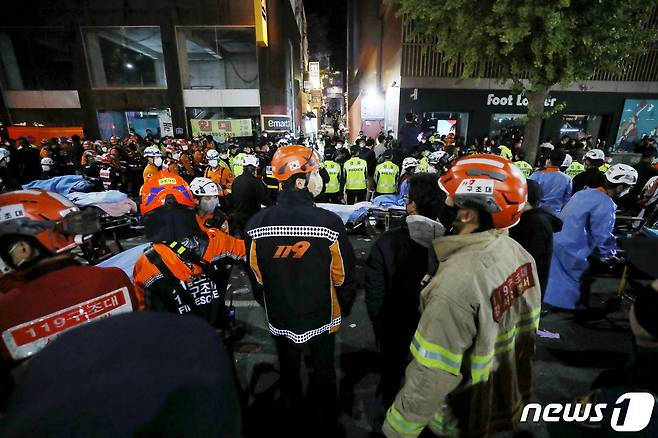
[530,168,572,215]
[544,188,617,309]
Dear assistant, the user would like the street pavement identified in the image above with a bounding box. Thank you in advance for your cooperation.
[113,231,635,438]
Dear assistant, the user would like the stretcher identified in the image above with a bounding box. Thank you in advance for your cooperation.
[316,197,407,234]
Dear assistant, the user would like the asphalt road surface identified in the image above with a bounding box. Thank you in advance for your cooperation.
[114,232,634,438]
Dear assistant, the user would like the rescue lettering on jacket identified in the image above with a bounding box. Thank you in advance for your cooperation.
[490,263,535,322]
[173,276,221,314]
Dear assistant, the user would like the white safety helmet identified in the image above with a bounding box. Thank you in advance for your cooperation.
[0,148,10,165]
[41,157,54,172]
[402,157,419,171]
[428,150,447,165]
[143,146,162,158]
[561,153,573,168]
[190,177,219,197]
[242,154,259,168]
[584,149,605,161]
[206,149,220,160]
[539,142,555,150]
[605,163,638,186]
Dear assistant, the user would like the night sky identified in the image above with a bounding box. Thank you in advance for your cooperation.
[304,0,347,72]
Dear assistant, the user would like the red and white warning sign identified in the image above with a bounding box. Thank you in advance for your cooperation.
[2,287,133,360]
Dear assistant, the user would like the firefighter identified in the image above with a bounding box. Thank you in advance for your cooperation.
[382,154,541,438]
[177,139,196,181]
[323,148,343,204]
[99,154,125,191]
[143,146,164,181]
[133,171,245,329]
[190,177,229,234]
[0,190,138,372]
[244,145,357,436]
[343,145,369,204]
[204,149,234,206]
[373,150,400,198]
[40,157,56,179]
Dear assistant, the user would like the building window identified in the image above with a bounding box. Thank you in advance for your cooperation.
[97,109,173,139]
[560,114,602,141]
[178,27,259,90]
[423,112,470,140]
[82,27,167,88]
[490,113,526,139]
[0,30,75,90]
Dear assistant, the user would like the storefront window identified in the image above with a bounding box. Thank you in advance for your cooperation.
[616,99,658,150]
[490,113,526,138]
[423,112,470,140]
[83,27,167,88]
[560,114,602,140]
[0,30,75,90]
[97,109,172,139]
[178,27,259,90]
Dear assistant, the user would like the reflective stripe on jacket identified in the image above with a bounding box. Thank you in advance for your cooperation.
[383,230,541,438]
[374,161,400,194]
[343,157,368,190]
[324,160,342,194]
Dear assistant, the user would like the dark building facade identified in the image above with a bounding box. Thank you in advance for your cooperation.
[0,0,308,139]
[347,0,658,150]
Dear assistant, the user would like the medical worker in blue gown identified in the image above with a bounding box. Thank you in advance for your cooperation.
[530,149,573,215]
[544,164,638,310]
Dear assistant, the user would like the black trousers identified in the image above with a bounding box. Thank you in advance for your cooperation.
[345,189,366,205]
[325,192,344,204]
[374,327,414,408]
[274,333,338,434]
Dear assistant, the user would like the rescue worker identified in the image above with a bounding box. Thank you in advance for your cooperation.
[427,150,448,175]
[230,154,271,237]
[322,148,343,204]
[133,171,245,328]
[244,145,356,437]
[497,142,513,160]
[143,146,164,181]
[529,149,572,215]
[383,154,541,438]
[365,174,446,410]
[190,177,229,233]
[544,164,638,310]
[0,148,20,192]
[373,150,400,198]
[217,145,232,170]
[572,148,606,194]
[399,157,418,200]
[415,150,430,173]
[343,145,369,204]
[40,157,56,179]
[177,139,196,181]
[99,154,125,192]
[0,190,137,370]
[204,149,234,200]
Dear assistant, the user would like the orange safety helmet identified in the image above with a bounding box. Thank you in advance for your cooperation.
[438,154,527,229]
[140,170,196,215]
[0,190,100,255]
[270,145,319,181]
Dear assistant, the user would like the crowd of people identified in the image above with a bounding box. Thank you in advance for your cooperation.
[1,114,658,437]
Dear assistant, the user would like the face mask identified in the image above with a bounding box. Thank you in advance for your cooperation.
[199,196,219,214]
[181,145,189,151]
[617,185,631,198]
[219,153,228,160]
[359,142,365,147]
[154,157,163,168]
[427,166,438,174]
[209,159,219,168]
[42,165,51,172]
[172,152,181,161]
[306,170,323,198]
[100,146,108,153]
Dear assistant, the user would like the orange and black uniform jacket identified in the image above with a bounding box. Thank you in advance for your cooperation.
[244,189,357,344]
[205,166,234,196]
[0,257,137,364]
[133,229,246,327]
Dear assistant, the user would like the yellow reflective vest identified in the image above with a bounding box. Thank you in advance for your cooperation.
[498,145,513,160]
[416,156,429,173]
[513,161,533,178]
[566,161,585,178]
[599,163,611,173]
[324,160,342,194]
[374,161,400,194]
[232,152,246,177]
[343,157,368,190]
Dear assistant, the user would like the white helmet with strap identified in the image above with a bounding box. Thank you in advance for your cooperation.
[402,157,419,171]
[242,154,259,168]
[143,146,162,158]
[584,149,605,161]
[428,150,447,165]
[190,177,219,196]
[606,163,638,186]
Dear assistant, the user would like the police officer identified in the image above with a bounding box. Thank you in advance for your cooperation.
[373,150,400,198]
[566,157,585,178]
[513,149,533,179]
[244,145,356,436]
[572,149,606,194]
[322,148,343,204]
[343,145,369,204]
[232,145,253,177]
